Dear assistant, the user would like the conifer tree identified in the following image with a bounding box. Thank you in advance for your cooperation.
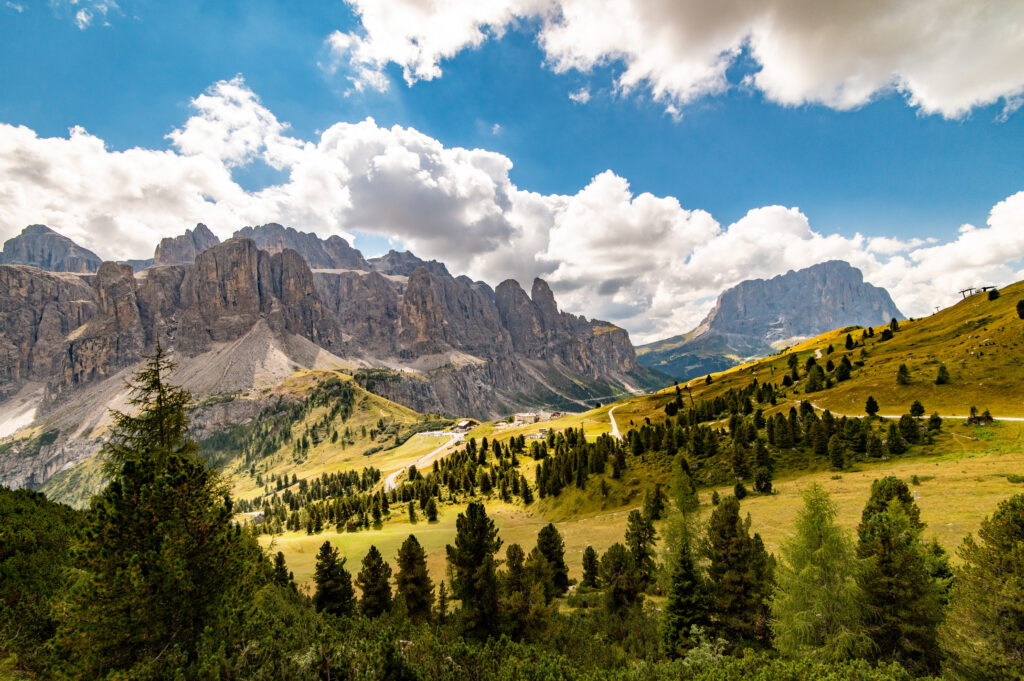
[828,434,847,470]
[436,581,449,624]
[60,347,250,678]
[446,502,502,638]
[536,523,569,596]
[313,541,355,617]
[865,396,880,417]
[272,551,291,588]
[581,545,600,588]
[624,509,657,588]
[886,423,908,455]
[705,496,774,647]
[674,459,700,513]
[395,534,433,621]
[857,503,942,675]
[867,433,886,458]
[896,363,911,384]
[599,543,641,615]
[935,363,951,385]
[660,524,711,657]
[425,497,439,522]
[941,493,1024,680]
[356,545,393,617]
[771,485,868,662]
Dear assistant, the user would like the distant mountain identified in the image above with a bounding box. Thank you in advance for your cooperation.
[0,224,102,273]
[0,226,665,491]
[155,223,220,265]
[368,249,449,277]
[234,223,370,270]
[638,260,904,380]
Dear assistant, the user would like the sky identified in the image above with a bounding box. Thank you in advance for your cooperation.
[2,0,1024,343]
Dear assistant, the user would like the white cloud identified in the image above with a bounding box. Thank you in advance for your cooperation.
[74,8,91,29]
[1,77,1023,344]
[491,123,502,135]
[6,2,25,13]
[568,88,590,104]
[330,0,1024,119]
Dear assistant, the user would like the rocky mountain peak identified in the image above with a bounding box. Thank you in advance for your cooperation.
[0,224,102,273]
[233,223,370,271]
[154,223,221,265]
[368,249,449,277]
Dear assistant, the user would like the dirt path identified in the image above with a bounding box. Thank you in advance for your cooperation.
[383,433,463,491]
[608,404,623,440]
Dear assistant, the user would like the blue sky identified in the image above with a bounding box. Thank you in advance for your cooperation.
[2,0,1024,341]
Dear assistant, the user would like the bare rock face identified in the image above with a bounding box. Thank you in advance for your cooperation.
[369,249,449,277]
[154,223,220,265]
[234,223,370,270]
[638,260,905,380]
[0,266,97,399]
[0,225,102,273]
[46,262,145,405]
[313,270,402,352]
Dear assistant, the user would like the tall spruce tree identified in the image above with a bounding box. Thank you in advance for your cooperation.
[536,523,569,596]
[356,545,393,617]
[446,502,502,638]
[705,496,774,648]
[857,500,942,675]
[59,347,250,678]
[581,545,600,588]
[599,543,641,615]
[660,523,711,657]
[771,485,868,662]
[313,541,355,617]
[395,534,433,621]
[941,493,1024,680]
[624,509,658,588]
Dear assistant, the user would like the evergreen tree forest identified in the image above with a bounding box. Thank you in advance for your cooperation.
[2,351,1023,680]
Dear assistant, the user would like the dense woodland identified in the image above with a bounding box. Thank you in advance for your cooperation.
[2,350,1023,680]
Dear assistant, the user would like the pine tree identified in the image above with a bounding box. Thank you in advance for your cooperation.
[941,493,1024,680]
[624,509,657,588]
[705,496,774,647]
[865,396,880,417]
[59,348,250,678]
[1017,299,1024,320]
[581,546,600,588]
[445,502,502,638]
[896,363,911,384]
[828,434,847,470]
[272,551,291,588]
[771,485,868,662]
[673,459,700,513]
[935,363,951,385]
[659,525,711,657]
[857,503,942,675]
[845,333,854,350]
[910,400,926,419]
[313,541,355,617]
[356,545,393,617]
[536,523,569,596]
[867,433,886,458]
[887,423,908,455]
[425,497,438,522]
[599,543,641,615]
[395,534,433,621]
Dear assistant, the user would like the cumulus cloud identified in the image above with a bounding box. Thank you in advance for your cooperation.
[329,0,1024,118]
[1,77,1023,343]
[568,88,590,104]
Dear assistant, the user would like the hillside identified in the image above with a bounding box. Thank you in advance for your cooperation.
[258,279,1024,587]
[638,260,904,381]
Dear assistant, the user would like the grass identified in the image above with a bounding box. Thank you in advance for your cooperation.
[271,419,1024,589]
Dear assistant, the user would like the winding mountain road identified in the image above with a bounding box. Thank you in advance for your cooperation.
[383,433,464,492]
[609,404,623,440]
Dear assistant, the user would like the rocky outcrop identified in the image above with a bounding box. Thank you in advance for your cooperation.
[638,260,904,380]
[313,270,402,351]
[369,249,449,277]
[154,223,220,265]
[0,266,97,399]
[45,262,145,405]
[234,224,369,270]
[0,225,102,273]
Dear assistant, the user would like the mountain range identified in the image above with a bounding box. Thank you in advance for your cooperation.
[0,222,664,489]
[637,260,904,380]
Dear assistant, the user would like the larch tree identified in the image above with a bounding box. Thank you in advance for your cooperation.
[771,485,869,662]
[446,502,502,638]
[395,535,433,621]
[356,545,393,617]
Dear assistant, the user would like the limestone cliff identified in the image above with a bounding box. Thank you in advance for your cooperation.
[234,223,369,270]
[0,225,102,273]
[154,223,220,265]
[638,260,904,380]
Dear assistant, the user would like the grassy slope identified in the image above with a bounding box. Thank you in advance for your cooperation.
[269,281,1024,588]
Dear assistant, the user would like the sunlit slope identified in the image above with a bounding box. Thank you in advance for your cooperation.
[597,280,1024,425]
